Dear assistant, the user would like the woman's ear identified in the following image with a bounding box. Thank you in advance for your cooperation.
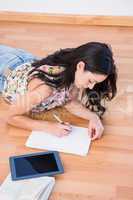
[76,61,85,71]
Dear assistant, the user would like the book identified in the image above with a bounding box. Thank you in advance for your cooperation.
[0,174,55,200]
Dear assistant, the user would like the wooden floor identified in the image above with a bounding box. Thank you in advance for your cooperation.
[0,21,133,200]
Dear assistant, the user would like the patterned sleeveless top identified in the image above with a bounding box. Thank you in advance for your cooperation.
[2,63,74,114]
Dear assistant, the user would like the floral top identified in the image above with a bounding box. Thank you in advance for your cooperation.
[2,63,74,114]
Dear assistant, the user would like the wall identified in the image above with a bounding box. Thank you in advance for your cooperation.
[0,0,133,16]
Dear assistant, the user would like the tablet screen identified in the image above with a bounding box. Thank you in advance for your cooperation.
[14,153,59,177]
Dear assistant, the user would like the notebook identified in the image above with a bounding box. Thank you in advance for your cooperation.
[0,174,55,200]
[26,125,91,156]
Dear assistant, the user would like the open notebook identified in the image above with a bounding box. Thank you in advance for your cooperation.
[0,174,55,200]
[26,125,91,156]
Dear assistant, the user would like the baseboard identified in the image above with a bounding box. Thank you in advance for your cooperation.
[0,11,133,27]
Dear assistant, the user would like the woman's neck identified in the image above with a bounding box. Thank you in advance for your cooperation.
[69,84,81,100]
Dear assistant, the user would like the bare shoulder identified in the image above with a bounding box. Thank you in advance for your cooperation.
[28,78,45,91]
[27,78,53,103]
[2,78,54,116]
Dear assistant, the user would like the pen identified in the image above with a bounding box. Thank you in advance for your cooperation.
[53,113,65,124]
[53,113,72,132]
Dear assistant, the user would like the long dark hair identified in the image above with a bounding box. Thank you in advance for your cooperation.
[29,42,117,118]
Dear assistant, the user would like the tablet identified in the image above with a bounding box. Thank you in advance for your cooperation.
[9,151,64,181]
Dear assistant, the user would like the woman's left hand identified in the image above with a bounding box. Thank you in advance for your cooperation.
[88,114,104,141]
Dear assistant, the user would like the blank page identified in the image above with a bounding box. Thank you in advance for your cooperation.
[26,125,91,156]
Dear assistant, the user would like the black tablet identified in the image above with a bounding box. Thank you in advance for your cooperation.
[9,151,64,181]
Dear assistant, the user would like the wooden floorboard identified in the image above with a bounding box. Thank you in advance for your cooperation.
[0,21,133,200]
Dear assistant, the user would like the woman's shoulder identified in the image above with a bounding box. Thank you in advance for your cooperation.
[27,77,54,93]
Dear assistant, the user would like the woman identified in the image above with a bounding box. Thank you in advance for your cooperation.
[0,42,117,140]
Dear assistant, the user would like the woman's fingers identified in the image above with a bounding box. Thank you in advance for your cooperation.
[90,127,99,141]
[91,128,95,138]
[61,123,72,131]
[57,122,72,136]
[62,129,70,135]
[56,129,69,137]
[91,133,98,140]
[90,128,97,140]
[90,127,103,140]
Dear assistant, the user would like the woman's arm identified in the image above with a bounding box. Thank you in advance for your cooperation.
[7,115,51,133]
[7,114,72,137]
[64,100,104,140]
[5,80,72,136]
[64,100,97,120]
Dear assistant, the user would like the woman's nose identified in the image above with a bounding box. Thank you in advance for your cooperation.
[88,83,95,89]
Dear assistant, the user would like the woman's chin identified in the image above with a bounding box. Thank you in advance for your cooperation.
[76,84,81,89]
[74,82,83,89]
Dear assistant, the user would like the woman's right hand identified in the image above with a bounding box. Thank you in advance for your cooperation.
[45,121,72,137]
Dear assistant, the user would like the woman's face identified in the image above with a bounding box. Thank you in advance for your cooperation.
[74,61,107,89]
